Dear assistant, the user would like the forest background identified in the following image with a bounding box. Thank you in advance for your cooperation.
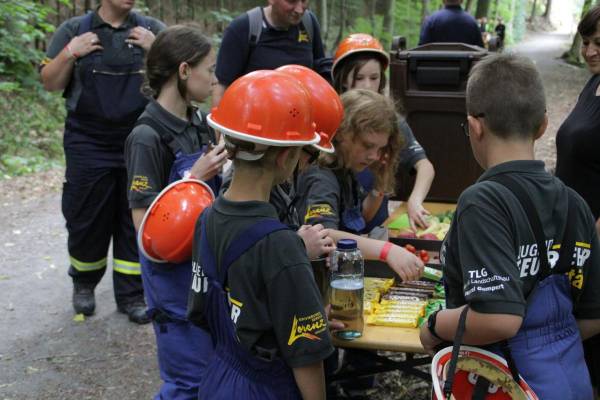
[0,0,587,176]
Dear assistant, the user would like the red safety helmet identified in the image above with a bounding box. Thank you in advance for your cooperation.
[138,179,215,264]
[332,33,390,78]
[207,70,319,147]
[431,346,538,400]
[276,64,343,153]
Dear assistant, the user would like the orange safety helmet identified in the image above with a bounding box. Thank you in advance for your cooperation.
[276,64,343,153]
[332,33,390,79]
[138,179,215,264]
[207,70,319,147]
[431,346,539,400]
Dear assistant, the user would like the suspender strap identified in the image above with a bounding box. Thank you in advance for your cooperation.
[443,306,469,398]
[487,175,551,280]
[135,117,187,156]
[219,219,289,283]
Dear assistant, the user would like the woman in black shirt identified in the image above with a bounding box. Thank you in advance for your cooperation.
[555,5,600,394]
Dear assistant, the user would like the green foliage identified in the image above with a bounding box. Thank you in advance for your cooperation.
[0,0,55,89]
[0,90,65,177]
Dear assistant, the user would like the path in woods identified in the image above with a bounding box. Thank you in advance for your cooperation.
[0,30,591,400]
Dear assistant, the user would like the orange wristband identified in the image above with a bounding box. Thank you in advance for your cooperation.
[379,242,393,262]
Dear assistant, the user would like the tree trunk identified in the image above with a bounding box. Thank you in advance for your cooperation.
[542,0,552,19]
[381,0,395,49]
[333,0,347,51]
[369,0,377,35]
[475,0,491,19]
[319,0,328,38]
[529,0,537,21]
[562,0,593,65]
[465,0,474,13]
[421,0,429,23]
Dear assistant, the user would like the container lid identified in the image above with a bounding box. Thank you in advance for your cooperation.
[337,239,358,250]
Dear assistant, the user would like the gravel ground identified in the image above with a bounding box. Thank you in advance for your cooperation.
[0,30,591,400]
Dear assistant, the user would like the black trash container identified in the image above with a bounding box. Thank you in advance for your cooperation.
[389,41,488,203]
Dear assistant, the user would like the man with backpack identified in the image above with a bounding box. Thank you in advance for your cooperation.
[212,0,330,106]
[40,0,164,324]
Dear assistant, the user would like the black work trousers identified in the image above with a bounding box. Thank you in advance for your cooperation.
[62,161,142,307]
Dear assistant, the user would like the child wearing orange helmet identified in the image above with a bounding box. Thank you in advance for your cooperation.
[187,70,334,399]
[333,33,436,234]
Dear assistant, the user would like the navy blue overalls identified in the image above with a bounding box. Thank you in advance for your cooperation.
[63,11,151,302]
[356,168,388,233]
[197,210,302,400]
[485,175,593,399]
[138,117,221,400]
[334,169,367,234]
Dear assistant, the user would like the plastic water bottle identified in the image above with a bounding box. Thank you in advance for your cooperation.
[329,239,364,340]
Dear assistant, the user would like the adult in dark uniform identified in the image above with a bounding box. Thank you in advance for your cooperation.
[555,5,600,396]
[419,53,600,399]
[188,70,333,399]
[419,0,484,47]
[212,0,329,106]
[40,0,164,323]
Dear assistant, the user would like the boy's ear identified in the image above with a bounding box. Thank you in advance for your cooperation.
[178,62,190,81]
[467,115,484,141]
[534,113,548,141]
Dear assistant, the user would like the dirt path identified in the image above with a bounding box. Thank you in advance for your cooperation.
[0,31,591,400]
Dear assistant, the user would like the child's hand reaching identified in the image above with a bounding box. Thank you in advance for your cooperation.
[190,142,228,181]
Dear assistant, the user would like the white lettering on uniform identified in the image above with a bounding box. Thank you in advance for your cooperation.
[231,304,241,323]
[191,261,208,293]
[576,248,591,267]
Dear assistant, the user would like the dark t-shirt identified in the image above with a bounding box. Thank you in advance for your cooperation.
[220,170,300,227]
[296,165,366,231]
[442,160,600,320]
[556,74,600,220]
[124,100,213,209]
[215,8,328,86]
[187,196,333,368]
[419,5,484,47]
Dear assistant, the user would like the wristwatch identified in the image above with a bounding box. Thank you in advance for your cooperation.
[427,310,444,341]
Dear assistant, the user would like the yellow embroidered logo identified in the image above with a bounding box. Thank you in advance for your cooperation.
[130,175,152,192]
[298,30,309,43]
[304,204,335,222]
[287,312,326,346]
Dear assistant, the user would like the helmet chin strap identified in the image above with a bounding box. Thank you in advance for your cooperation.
[223,135,268,161]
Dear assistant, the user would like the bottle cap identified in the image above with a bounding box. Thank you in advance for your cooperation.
[337,239,357,250]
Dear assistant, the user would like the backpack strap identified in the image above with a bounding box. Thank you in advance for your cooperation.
[77,12,94,35]
[301,10,314,43]
[247,7,315,47]
[247,6,264,46]
[132,12,152,30]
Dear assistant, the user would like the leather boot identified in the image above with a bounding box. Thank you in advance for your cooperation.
[73,282,95,316]
[118,300,151,325]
